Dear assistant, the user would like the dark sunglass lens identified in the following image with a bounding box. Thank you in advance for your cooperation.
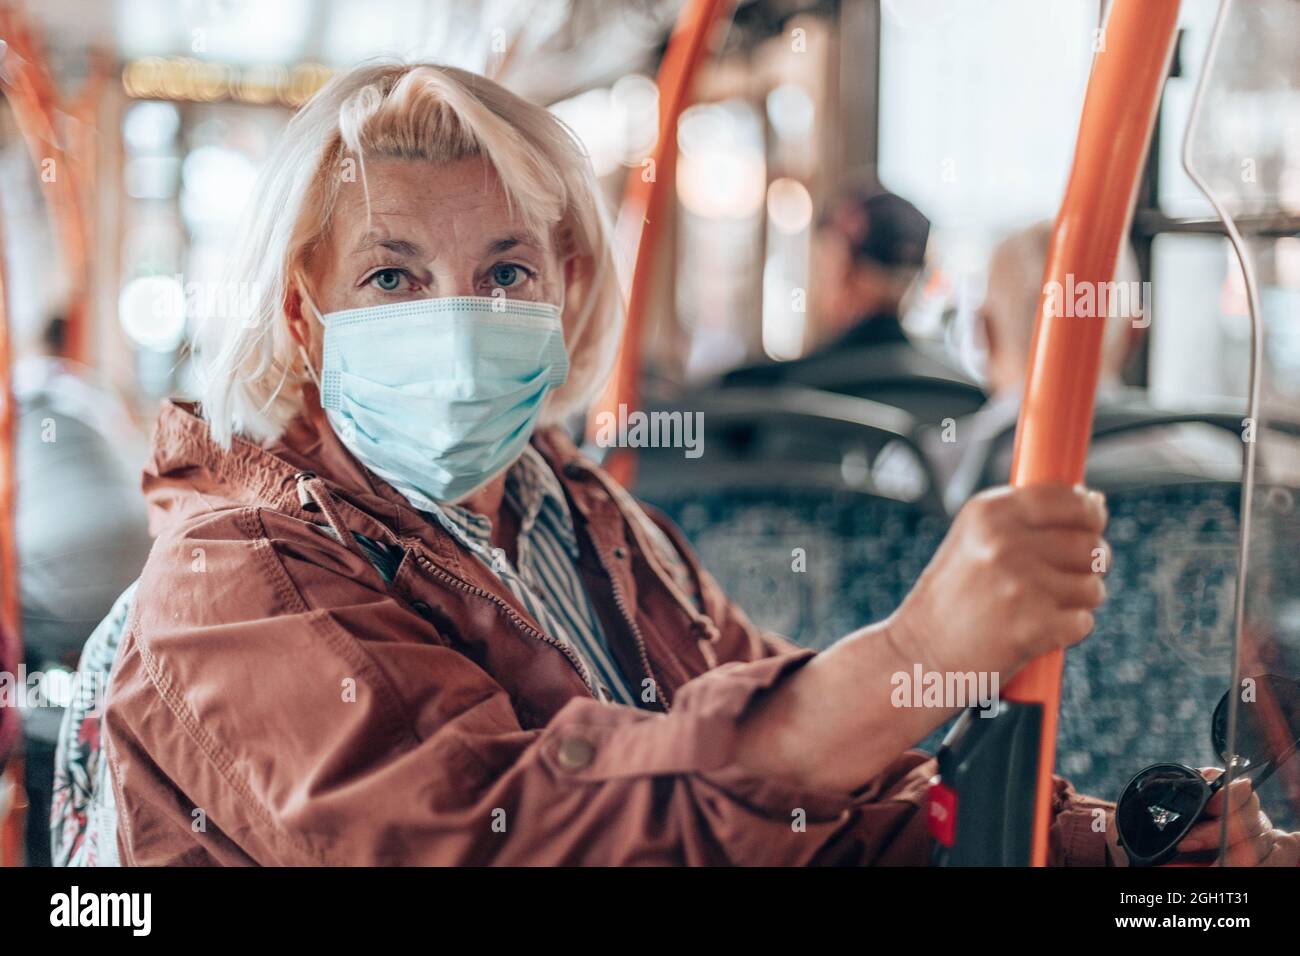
[1118,766,1207,861]
[1213,675,1300,771]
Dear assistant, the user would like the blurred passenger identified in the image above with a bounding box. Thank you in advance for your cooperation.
[12,316,152,866]
[722,184,984,424]
[932,221,1243,513]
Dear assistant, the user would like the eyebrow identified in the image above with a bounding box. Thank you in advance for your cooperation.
[352,233,425,257]
[351,232,540,258]
[484,233,540,256]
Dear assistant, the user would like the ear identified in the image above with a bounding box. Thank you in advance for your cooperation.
[283,278,311,349]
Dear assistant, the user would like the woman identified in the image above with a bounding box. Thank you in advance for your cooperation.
[104,62,1291,866]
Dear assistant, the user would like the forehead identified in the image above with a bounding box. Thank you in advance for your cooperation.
[328,155,546,254]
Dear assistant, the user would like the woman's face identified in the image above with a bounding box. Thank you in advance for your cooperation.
[289,155,567,360]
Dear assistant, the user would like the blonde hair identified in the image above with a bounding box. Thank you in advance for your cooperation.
[199,62,623,447]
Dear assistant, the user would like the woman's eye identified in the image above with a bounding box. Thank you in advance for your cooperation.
[491,264,522,288]
[369,269,404,292]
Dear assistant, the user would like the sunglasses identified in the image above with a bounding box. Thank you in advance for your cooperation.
[1116,673,1300,867]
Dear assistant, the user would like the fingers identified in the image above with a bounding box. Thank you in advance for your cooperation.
[1178,773,1280,866]
[1035,564,1107,610]
[1259,831,1300,866]
[998,483,1108,533]
[1049,609,1096,649]
[1028,530,1111,574]
[1218,817,1278,866]
[1182,805,1268,854]
[1201,772,1257,819]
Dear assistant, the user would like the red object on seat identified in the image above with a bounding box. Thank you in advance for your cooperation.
[927,777,958,847]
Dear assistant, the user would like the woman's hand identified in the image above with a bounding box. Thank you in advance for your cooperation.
[889,483,1109,682]
[1106,771,1300,866]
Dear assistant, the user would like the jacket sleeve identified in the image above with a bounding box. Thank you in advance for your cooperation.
[105,505,939,866]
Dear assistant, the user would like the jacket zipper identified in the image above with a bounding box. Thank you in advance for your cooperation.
[567,461,673,712]
[580,464,719,639]
[589,541,671,713]
[410,552,599,698]
[301,471,601,698]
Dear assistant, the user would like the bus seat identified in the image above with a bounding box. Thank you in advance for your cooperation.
[1055,480,1300,830]
[722,342,987,428]
[646,483,950,651]
[949,399,1300,506]
[630,386,954,750]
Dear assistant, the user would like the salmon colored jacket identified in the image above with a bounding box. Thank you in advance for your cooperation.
[104,398,1111,865]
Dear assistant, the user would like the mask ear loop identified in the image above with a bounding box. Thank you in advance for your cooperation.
[293,271,326,393]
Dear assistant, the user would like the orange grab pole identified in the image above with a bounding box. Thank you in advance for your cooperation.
[1007,0,1181,866]
[587,0,735,486]
[0,6,92,364]
[0,147,27,865]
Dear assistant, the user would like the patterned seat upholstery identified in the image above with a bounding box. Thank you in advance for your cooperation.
[641,484,953,751]
[647,486,947,649]
[1057,482,1300,828]
[647,476,1300,829]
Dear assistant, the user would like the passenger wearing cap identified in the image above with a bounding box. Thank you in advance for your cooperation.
[97,63,1296,867]
[723,184,982,425]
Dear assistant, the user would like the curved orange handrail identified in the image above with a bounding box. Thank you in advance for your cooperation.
[587,0,734,486]
[1006,0,1182,865]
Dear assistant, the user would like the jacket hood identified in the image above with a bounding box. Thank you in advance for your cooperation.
[141,394,581,541]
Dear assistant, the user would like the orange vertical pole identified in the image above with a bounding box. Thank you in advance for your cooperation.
[1006,0,1181,865]
[588,0,735,486]
[0,157,27,866]
[0,5,93,364]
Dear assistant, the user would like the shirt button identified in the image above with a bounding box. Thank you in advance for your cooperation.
[556,737,595,771]
[612,546,627,560]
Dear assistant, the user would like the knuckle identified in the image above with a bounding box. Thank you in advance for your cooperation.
[1088,574,1107,606]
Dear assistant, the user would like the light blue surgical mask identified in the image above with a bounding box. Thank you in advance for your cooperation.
[297,282,569,507]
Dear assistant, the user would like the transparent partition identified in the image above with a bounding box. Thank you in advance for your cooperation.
[1173,0,1300,848]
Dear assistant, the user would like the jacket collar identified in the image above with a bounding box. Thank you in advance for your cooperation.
[145,395,620,566]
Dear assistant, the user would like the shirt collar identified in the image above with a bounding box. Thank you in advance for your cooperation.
[428,444,579,559]
[506,443,580,557]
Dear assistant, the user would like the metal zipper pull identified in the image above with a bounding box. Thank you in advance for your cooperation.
[295,471,321,512]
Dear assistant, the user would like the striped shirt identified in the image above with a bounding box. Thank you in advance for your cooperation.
[426,445,643,707]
